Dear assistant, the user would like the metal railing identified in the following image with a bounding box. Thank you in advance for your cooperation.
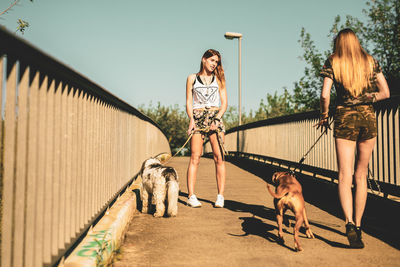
[205,96,399,197]
[0,27,170,266]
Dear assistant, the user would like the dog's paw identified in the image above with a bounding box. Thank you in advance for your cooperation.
[168,210,178,217]
[153,211,164,217]
[141,207,148,213]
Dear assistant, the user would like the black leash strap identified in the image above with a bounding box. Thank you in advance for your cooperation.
[291,120,334,174]
[216,132,227,161]
[300,120,334,164]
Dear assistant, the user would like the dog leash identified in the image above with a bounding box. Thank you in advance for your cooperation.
[163,127,227,164]
[216,132,227,160]
[290,119,334,174]
[366,167,382,196]
[163,132,194,164]
[289,117,383,197]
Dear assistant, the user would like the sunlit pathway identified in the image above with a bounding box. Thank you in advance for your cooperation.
[114,157,399,267]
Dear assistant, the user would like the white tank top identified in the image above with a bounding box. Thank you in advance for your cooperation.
[192,75,220,109]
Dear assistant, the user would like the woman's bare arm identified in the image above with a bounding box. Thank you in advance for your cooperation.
[320,77,333,114]
[374,72,390,101]
[186,74,196,135]
[216,79,227,119]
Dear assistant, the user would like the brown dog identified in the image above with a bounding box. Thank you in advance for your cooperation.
[267,171,314,251]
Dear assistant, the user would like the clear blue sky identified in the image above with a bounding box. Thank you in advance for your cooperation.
[0,0,368,112]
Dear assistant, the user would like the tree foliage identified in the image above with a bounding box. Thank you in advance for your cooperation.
[292,28,325,112]
[0,0,33,34]
[279,0,399,114]
[254,88,295,118]
[138,102,188,153]
[362,0,400,91]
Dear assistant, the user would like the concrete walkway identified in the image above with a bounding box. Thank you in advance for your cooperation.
[114,157,399,267]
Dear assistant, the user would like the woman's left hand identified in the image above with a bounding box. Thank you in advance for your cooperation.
[314,118,331,133]
[210,120,219,131]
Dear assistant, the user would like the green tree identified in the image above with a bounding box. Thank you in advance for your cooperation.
[221,106,260,129]
[221,88,295,130]
[221,106,239,130]
[138,102,188,153]
[362,0,400,92]
[248,88,295,121]
[0,0,33,34]
[265,88,295,117]
[293,0,399,110]
[292,28,325,112]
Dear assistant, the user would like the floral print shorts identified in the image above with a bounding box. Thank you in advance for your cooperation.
[193,108,225,136]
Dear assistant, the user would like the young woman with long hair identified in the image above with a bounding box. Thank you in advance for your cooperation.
[185,49,228,208]
[318,29,390,248]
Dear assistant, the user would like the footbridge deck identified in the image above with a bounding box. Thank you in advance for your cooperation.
[114,157,399,267]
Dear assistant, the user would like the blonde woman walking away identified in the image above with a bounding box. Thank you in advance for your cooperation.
[318,29,390,248]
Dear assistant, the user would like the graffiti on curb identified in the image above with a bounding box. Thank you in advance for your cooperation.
[76,229,114,259]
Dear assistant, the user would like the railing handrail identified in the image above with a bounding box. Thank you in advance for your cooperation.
[227,95,400,133]
[207,93,399,199]
[0,26,166,136]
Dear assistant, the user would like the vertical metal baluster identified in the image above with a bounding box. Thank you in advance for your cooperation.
[2,58,17,267]
[13,63,29,267]
[65,86,73,244]
[24,70,39,267]
[34,75,48,267]
[52,81,62,256]
[43,79,55,264]
[59,83,68,250]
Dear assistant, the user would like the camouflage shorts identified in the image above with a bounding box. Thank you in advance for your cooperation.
[193,108,225,136]
[334,105,377,141]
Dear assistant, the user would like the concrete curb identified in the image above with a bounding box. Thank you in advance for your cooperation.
[59,153,171,267]
[60,180,140,267]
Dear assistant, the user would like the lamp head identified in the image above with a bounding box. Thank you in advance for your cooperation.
[224,32,243,39]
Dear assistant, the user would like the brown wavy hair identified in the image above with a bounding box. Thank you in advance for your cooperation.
[198,49,226,87]
[332,29,375,97]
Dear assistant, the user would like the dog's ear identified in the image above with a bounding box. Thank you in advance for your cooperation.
[139,159,147,176]
[272,172,284,184]
[271,173,277,183]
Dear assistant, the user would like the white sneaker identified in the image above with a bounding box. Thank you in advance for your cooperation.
[215,194,224,208]
[187,194,202,208]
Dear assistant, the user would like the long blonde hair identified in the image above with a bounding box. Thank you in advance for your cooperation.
[332,29,375,97]
[198,49,226,87]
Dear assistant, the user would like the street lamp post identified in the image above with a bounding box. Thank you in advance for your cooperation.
[224,32,242,151]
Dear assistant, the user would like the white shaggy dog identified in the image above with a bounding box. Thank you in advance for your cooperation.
[139,157,179,217]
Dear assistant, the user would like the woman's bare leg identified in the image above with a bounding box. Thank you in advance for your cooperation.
[209,132,225,195]
[354,137,376,226]
[187,134,204,197]
[335,138,356,224]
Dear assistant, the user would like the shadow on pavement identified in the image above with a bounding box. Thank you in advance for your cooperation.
[232,215,297,252]
[226,156,400,250]
[224,199,349,250]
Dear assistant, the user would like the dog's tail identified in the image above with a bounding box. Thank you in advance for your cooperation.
[267,184,289,199]
[166,180,179,217]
